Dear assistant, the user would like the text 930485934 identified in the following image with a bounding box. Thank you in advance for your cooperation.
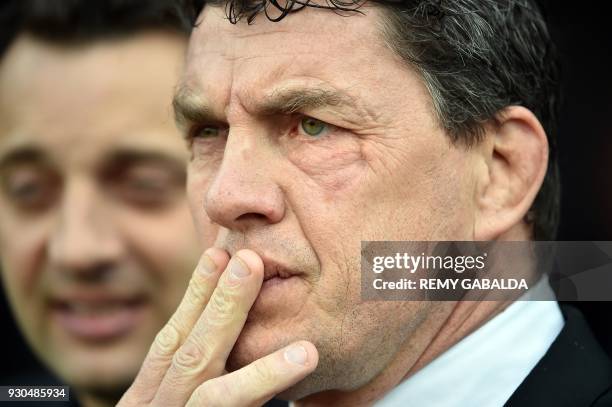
[0,386,69,402]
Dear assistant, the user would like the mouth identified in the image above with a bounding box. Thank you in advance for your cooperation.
[240,254,309,323]
[261,256,302,286]
[48,293,148,342]
[249,255,307,314]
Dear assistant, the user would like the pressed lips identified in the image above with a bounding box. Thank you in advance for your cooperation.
[260,255,301,285]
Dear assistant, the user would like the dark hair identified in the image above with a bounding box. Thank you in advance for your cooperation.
[0,0,192,57]
[182,0,561,240]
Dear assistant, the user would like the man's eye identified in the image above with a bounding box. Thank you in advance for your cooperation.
[1,169,59,213]
[192,126,221,139]
[299,117,328,137]
[106,164,185,210]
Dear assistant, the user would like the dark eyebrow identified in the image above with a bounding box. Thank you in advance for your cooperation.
[173,86,219,130]
[172,84,359,130]
[105,149,187,171]
[102,149,187,183]
[0,147,50,171]
[257,87,356,115]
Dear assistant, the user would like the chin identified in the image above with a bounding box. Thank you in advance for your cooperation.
[55,356,139,391]
[227,315,309,372]
[68,375,132,403]
[225,319,329,401]
[40,339,144,395]
[227,339,323,402]
[226,324,282,371]
[274,377,327,402]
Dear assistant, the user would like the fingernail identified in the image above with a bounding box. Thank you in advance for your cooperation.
[229,257,251,279]
[199,253,216,275]
[284,345,308,366]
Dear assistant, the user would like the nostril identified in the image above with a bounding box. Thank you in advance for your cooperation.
[235,212,268,222]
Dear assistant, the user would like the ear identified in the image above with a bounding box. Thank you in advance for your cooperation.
[473,106,549,240]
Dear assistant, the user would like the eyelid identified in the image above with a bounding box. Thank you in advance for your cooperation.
[296,115,337,137]
[300,113,337,127]
[188,123,229,140]
[1,168,60,212]
[187,115,342,142]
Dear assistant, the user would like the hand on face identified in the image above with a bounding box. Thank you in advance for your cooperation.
[118,248,319,407]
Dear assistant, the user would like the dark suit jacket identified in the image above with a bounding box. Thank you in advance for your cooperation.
[505,305,612,407]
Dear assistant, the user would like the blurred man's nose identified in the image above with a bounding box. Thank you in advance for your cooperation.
[48,177,123,277]
[204,131,285,232]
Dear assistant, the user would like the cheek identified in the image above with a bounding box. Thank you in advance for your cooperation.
[390,150,478,239]
[186,169,218,247]
[280,137,370,271]
[284,132,367,193]
[115,204,201,287]
[357,132,479,240]
[285,189,365,315]
[0,211,52,349]
[0,211,52,297]
[286,144,478,309]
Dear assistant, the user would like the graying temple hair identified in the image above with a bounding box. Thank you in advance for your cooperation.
[183,0,561,241]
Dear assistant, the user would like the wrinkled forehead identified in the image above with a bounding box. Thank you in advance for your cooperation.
[182,4,390,102]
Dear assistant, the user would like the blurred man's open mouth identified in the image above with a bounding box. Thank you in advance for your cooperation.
[48,294,148,342]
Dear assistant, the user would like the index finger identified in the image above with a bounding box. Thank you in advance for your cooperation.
[186,341,319,407]
[118,247,229,406]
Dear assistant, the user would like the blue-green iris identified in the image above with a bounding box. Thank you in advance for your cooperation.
[300,117,327,137]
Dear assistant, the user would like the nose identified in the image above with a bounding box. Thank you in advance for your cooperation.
[48,177,123,277]
[204,131,285,232]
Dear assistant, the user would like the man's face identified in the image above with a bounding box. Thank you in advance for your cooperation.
[0,33,207,393]
[179,6,482,398]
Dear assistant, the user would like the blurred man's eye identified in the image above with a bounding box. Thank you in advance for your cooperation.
[109,164,185,210]
[1,167,59,213]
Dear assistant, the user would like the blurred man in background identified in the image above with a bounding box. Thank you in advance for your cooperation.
[0,1,212,406]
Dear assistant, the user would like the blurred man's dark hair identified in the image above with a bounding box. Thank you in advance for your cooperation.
[0,0,191,57]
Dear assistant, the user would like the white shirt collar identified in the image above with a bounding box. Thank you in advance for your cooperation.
[375,278,564,407]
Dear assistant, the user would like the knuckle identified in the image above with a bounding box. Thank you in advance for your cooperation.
[205,289,241,326]
[152,322,181,356]
[172,339,212,374]
[250,358,275,385]
[189,381,231,407]
[185,275,209,306]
